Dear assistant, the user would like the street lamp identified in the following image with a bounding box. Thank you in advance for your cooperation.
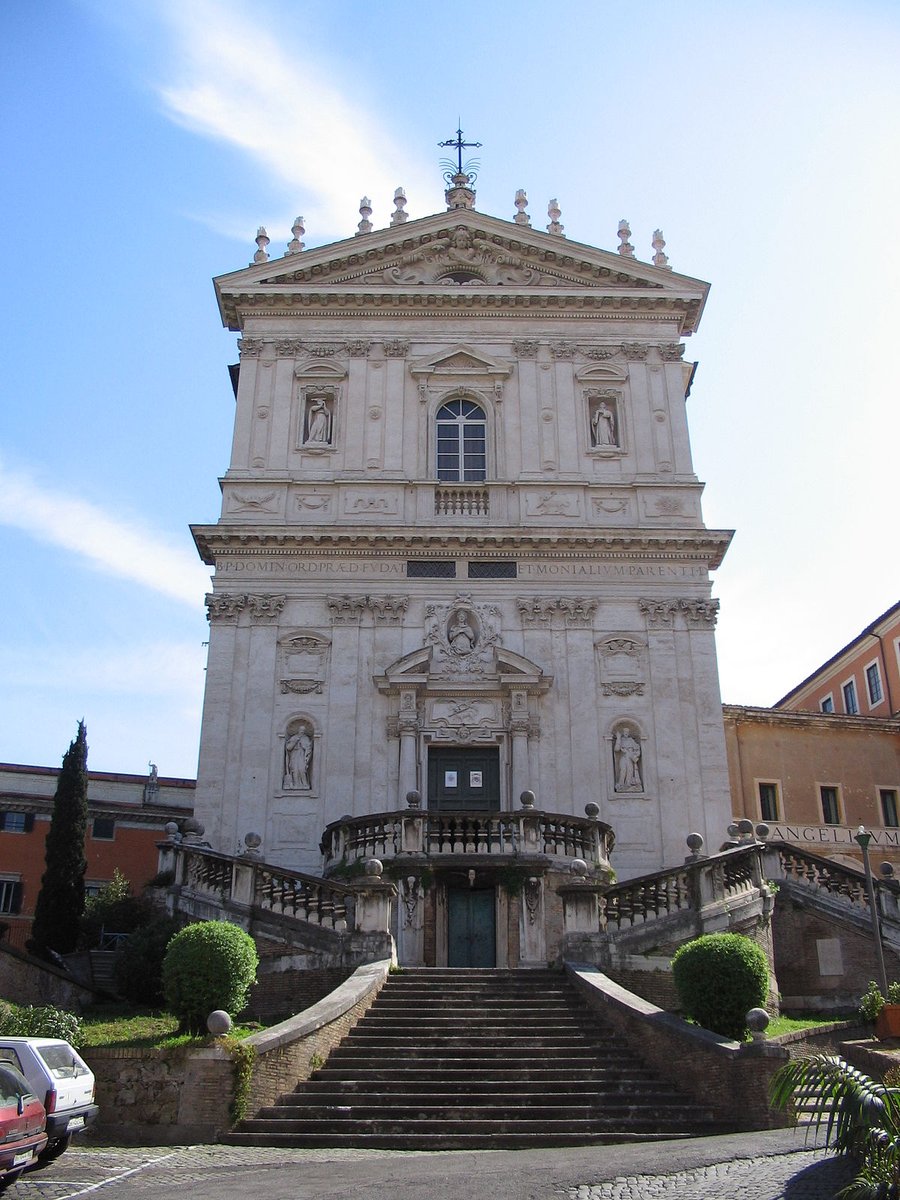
[855,825,890,995]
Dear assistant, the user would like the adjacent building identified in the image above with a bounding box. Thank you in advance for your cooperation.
[0,763,194,950]
[775,600,900,719]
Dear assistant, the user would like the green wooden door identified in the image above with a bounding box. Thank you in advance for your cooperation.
[428,747,500,812]
[448,887,496,967]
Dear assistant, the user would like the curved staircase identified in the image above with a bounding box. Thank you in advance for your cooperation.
[226,968,729,1149]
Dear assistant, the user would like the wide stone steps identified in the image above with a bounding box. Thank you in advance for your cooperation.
[226,968,726,1149]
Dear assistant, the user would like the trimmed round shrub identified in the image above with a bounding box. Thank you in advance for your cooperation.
[162,921,259,1033]
[671,932,769,1040]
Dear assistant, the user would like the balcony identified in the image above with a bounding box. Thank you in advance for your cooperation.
[320,801,614,876]
[434,485,490,517]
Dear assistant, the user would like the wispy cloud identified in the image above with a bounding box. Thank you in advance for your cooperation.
[0,459,209,606]
[3,638,206,698]
[153,0,441,239]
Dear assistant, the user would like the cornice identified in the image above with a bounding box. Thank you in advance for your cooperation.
[221,290,702,334]
[191,524,733,569]
[723,703,900,735]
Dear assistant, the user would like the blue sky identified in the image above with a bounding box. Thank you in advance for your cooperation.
[2,0,899,779]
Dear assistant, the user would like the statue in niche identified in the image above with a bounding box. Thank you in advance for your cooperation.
[613,726,643,792]
[284,723,314,789]
[304,395,332,445]
[591,400,617,447]
[448,610,477,653]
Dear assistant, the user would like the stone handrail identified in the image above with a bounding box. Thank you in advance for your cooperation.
[169,843,356,931]
[602,844,765,932]
[764,842,869,908]
[434,485,490,517]
[321,807,613,870]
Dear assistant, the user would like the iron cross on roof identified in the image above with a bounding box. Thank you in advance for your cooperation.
[438,125,482,183]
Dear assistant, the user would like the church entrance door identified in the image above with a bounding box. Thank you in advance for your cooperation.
[428,747,500,812]
[447,887,496,967]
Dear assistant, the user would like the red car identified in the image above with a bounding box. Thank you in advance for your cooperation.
[0,1063,47,1191]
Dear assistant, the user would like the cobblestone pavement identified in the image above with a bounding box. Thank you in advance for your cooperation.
[6,1134,858,1200]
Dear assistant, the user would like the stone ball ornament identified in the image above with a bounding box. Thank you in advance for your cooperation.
[686,833,704,854]
[584,802,600,819]
[244,832,262,850]
[364,858,384,878]
[746,1007,770,1040]
[570,858,590,877]
[519,790,536,809]
[207,1010,233,1037]
[405,790,422,809]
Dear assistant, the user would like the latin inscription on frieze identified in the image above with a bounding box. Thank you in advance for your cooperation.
[218,557,406,579]
[517,562,707,581]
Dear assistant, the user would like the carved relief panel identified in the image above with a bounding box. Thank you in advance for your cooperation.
[278,633,331,695]
[596,636,646,697]
[424,595,502,678]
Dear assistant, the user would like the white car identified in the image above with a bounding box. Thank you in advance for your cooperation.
[0,1039,98,1163]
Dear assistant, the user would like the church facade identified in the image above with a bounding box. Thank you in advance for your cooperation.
[191,170,734,966]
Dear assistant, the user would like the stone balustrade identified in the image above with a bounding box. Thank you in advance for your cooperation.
[321,806,614,873]
[158,842,394,935]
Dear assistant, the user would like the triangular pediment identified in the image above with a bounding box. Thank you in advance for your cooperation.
[408,344,513,378]
[217,209,706,295]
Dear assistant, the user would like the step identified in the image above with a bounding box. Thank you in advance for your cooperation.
[231,968,733,1148]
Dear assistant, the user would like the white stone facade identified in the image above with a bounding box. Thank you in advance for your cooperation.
[193,204,733,884]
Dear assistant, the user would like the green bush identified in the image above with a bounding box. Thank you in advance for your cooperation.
[116,914,180,1007]
[162,921,259,1034]
[0,1003,82,1046]
[79,869,155,950]
[672,932,769,1040]
[858,980,900,1023]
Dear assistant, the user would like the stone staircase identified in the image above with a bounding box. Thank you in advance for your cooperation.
[226,968,729,1149]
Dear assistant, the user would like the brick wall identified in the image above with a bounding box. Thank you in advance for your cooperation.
[84,1045,233,1144]
[245,960,391,1112]
[773,896,900,1010]
[567,964,791,1130]
[0,943,96,1011]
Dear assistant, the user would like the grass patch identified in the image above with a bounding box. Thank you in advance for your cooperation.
[766,1014,852,1038]
[80,1007,262,1049]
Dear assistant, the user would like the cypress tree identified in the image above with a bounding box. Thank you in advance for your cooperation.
[30,721,89,955]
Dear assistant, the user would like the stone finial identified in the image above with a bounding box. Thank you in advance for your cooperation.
[652,228,670,269]
[164,820,180,842]
[363,857,384,878]
[513,189,531,226]
[207,1009,233,1037]
[356,197,373,236]
[391,187,408,226]
[243,831,262,858]
[547,198,565,237]
[519,789,536,808]
[570,858,590,878]
[755,823,770,842]
[737,818,755,839]
[405,789,422,809]
[252,226,270,264]
[746,1007,770,1042]
[685,832,706,863]
[286,217,306,254]
[881,862,896,878]
[617,220,634,258]
[584,802,600,820]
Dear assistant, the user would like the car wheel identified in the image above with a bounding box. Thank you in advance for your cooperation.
[37,1135,72,1166]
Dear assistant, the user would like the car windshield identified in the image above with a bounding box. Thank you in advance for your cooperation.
[38,1043,89,1080]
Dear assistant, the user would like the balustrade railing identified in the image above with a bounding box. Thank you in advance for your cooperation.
[175,844,353,930]
[434,486,490,517]
[604,867,693,929]
[767,843,869,908]
[321,807,611,869]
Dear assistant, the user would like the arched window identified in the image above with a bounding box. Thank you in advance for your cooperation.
[436,399,486,481]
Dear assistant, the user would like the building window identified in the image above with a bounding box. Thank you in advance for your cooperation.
[882,790,900,829]
[91,816,115,841]
[436,399,486,482]
[866,662,884,706]
[0,812,33,834]
[819,695,834,713]
[407,561,456,579]
[468,561,517,579]
[0,879,22,915]
[758,782,779,822]
[820,786,841,826]
[842,680,859,715]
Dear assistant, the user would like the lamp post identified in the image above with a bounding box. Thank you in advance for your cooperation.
[856,825,890,995]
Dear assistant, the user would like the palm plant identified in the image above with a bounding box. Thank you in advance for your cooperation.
[770,1054,900,1199]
